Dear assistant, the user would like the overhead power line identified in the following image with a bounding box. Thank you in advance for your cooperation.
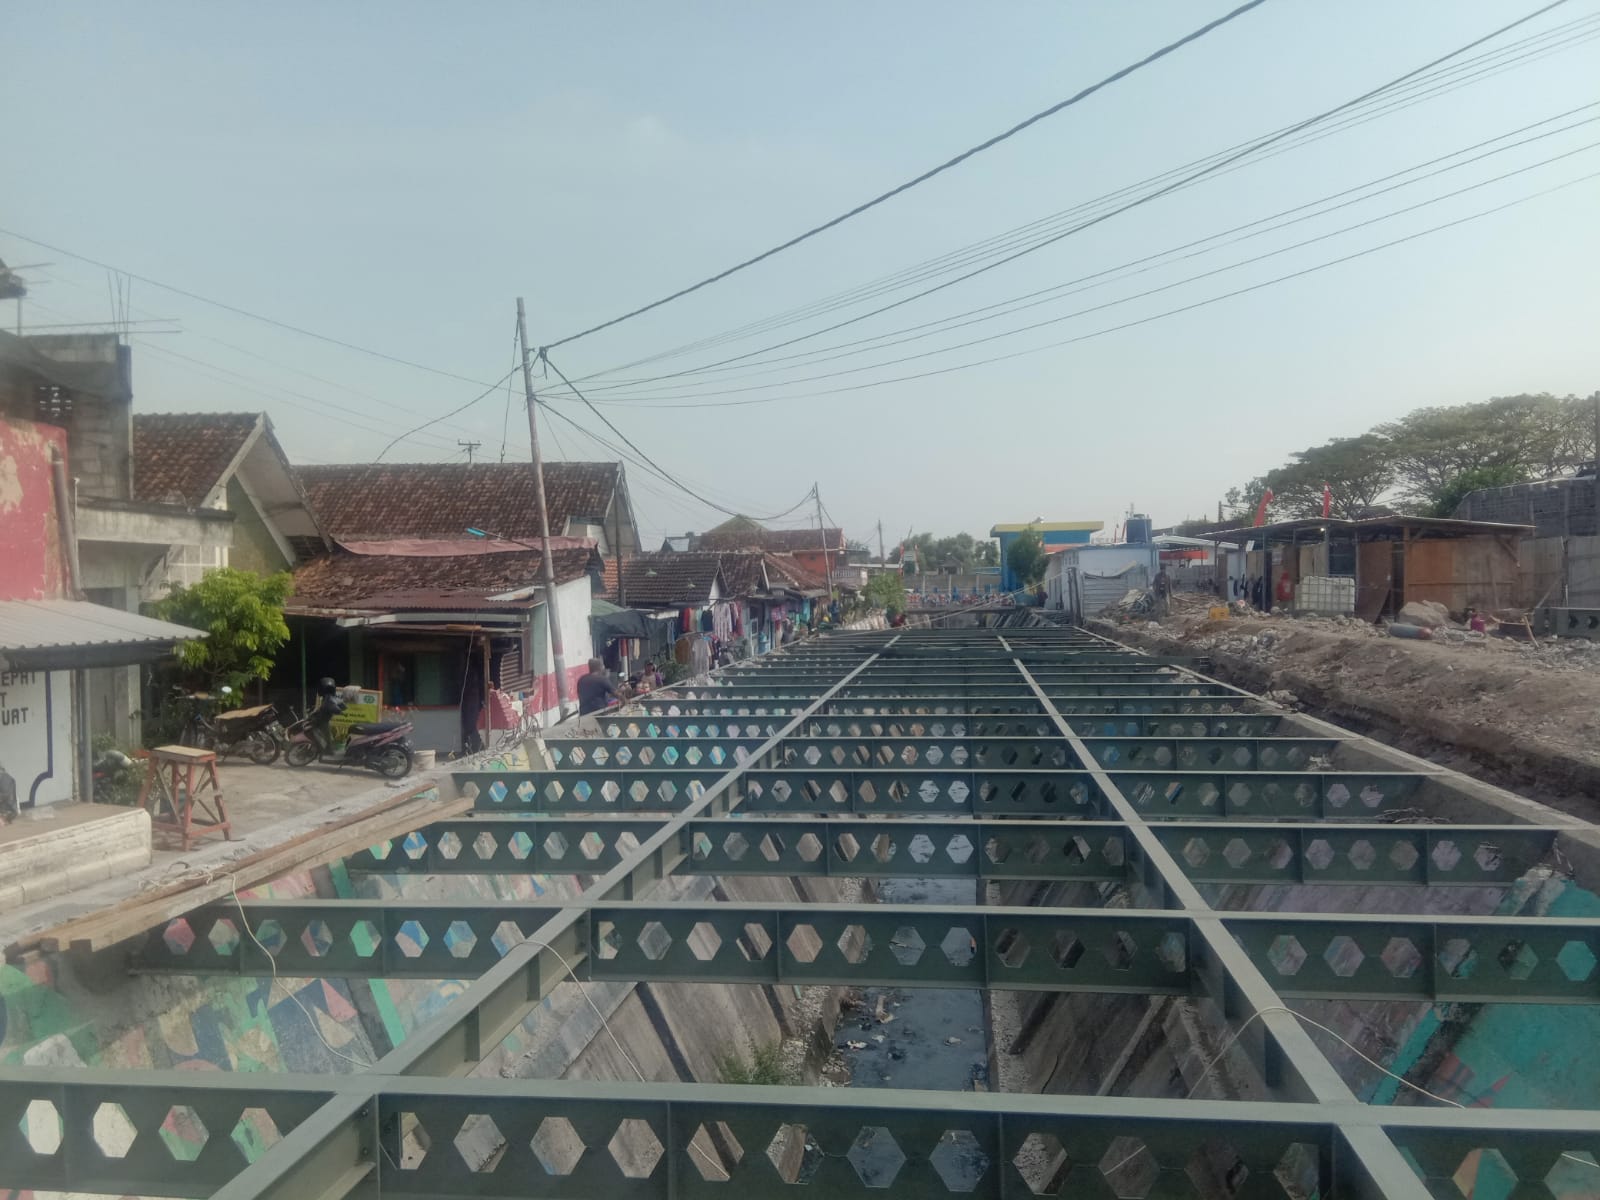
[546,0,1576,399]
[539,351,817,523]
[569,110,1600,403]
[563,9,1600,388]
[557,167,1600,412]
[539,0,1274,352]
[0,226,498,388]
[374,366,523,461]
[535,395,816,527]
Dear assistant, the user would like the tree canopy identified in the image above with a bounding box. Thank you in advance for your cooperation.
[895,531,998,573]
[154,568,293,692]
[1220,392,1596,522]
[862,571,907,615]
[1005,526,1047,587]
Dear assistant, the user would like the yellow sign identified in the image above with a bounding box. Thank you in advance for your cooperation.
[330,689,381,741]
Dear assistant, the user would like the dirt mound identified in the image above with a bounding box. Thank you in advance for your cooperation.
[1100,605,1600,818]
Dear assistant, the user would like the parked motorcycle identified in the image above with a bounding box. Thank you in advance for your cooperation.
[212,702,285,765]
[283,707,415,779]
[174,686,283,765]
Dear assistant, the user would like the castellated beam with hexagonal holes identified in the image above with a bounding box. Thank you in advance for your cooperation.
[3,623,1599,1200]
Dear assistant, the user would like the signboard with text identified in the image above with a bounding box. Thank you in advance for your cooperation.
[329,689,382,742]
[0,669,75,807]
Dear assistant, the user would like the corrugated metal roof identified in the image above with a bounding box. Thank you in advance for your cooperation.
[0,599,201,666]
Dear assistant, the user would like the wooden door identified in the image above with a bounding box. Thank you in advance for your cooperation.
[1356,541,1390,621]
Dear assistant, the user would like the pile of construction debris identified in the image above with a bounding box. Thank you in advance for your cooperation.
[1097,600,1600,817]
[1127,593,1600,676]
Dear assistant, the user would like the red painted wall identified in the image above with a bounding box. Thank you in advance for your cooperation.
[0,417,69,602]
[792,549,841,580]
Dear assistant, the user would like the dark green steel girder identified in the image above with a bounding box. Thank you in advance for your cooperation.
[131,900,1600,1005]
[454,767,1431,820]
[4,1065,1593,1200]
[592,713,1064,740]
[800,712,1287,737]
[674,681,1234,698]
[818,696,1252,716]
[719,653,1201,671]
[16,626,1597,1200]
[342,816,1558,891]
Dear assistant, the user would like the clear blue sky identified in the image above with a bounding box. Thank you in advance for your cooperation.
[4,2,1598,547]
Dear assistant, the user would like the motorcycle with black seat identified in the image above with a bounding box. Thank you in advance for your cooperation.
[283,678,414,779]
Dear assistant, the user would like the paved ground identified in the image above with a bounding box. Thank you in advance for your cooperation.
[215,760,407,840]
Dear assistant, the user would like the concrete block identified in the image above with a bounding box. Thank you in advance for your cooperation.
[0,805,151,912]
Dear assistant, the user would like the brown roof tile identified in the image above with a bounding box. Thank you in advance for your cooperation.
[297,461,621,542]
[695,524,844,552]
[132,413,261,506]
[289,545,600,613]
[616,552,726,607]
[717,551,768,598]
[762,552,830,593]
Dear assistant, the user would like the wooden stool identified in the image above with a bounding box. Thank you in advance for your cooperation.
[139,745,232,851]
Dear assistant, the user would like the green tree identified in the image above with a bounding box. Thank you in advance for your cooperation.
[862,570,907,615]
[1377,393,1591,510]
[1266,434,1396,521]
[1427,463,1528,517]
[897,531,998,573]
[1006,525,1047,587]
[1222,476,1271,523]
[154,567,293,692]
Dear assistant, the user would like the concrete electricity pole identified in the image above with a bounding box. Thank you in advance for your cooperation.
[516,297,572,716]
[876,520,885,567]
[814,484,834,597]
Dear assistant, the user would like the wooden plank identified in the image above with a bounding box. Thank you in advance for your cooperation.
[30,779,476,955]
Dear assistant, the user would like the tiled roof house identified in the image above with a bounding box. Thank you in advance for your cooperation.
[131,412,330,596]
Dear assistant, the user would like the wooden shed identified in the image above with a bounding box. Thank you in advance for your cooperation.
[1202,516,1529,621]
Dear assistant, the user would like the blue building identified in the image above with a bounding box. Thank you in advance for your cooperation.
[991,521,1103,593]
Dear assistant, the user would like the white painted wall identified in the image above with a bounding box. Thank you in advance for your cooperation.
[530,578,598,725]
[0,669,77,807]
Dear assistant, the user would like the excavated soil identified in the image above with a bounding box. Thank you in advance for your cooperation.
[1096,600,1600,821]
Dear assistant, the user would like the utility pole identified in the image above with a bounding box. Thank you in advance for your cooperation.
[516,297,572,716]
[876,520,885,567]
[814,484,834,598]
[613,464,627,607]
[457,440,481,464]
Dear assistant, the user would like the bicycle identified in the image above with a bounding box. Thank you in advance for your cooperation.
[489,700,542,754]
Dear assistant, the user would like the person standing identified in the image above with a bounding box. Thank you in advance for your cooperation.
[1153,566,1172,618]
[576,658,620,715]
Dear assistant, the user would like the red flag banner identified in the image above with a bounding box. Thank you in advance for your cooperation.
[1321,481,1332,519]
[1253,488,1274,527]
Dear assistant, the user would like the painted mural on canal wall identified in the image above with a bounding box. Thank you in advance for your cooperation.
[0,751,574,1086]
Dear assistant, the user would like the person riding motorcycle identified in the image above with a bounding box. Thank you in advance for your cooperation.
[307,677,346,754]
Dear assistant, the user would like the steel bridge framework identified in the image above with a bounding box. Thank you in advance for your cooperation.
[2,625,1597,1199]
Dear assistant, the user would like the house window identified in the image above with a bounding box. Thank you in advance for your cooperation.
[381,648,467,708]
[165,541,230,589]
